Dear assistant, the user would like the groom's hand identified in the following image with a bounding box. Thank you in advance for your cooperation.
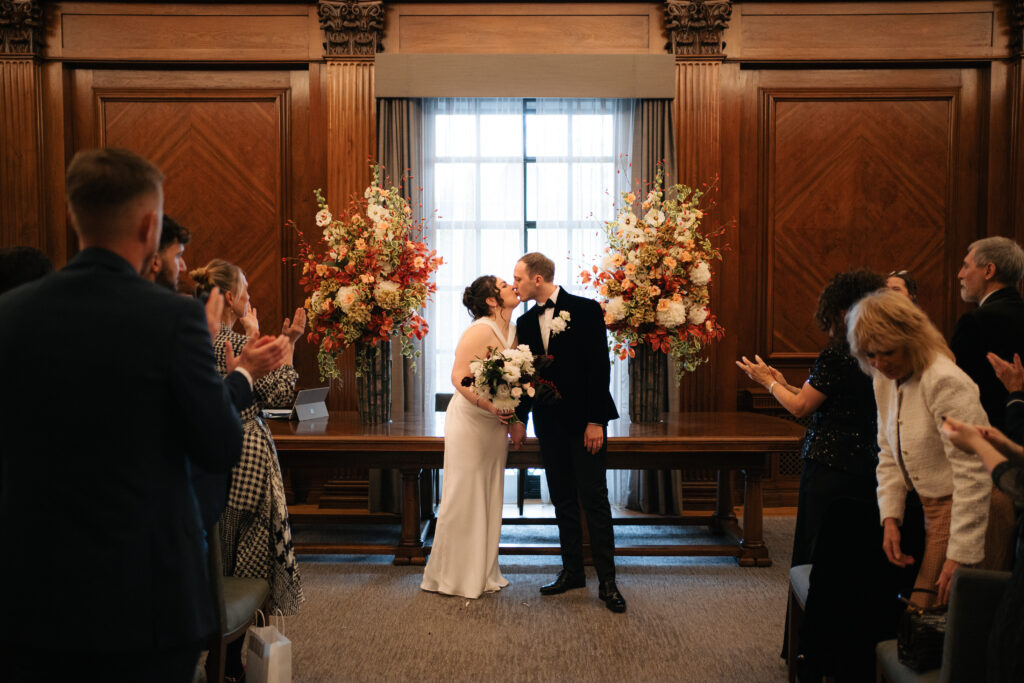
[584,424,604,454]
[509,421,526,450]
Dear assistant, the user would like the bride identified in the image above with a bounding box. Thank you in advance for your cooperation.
[421,275,520,598]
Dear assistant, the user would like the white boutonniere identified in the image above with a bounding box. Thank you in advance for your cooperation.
[549,310,571,337]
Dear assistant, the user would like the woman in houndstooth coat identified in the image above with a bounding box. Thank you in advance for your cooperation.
[191,260,305,617]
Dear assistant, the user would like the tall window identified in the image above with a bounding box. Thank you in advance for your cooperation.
[423,98,631,398]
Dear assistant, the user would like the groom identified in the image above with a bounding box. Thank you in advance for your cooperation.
[510,252,625,612]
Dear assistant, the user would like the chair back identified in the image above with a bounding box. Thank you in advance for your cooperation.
[938,568,1010,683]
[206,520,229,635]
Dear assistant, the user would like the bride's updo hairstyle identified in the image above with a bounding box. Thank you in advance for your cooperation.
[190,259,243,302]
[463,275,500,320]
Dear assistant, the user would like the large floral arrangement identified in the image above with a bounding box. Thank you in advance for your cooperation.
[581,168,725,377]
[295,166,443,380]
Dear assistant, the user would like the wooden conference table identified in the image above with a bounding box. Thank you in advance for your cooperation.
[270,411,805,567]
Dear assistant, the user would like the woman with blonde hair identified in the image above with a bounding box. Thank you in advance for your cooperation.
[191,259,306,681]
[847,289,992,606]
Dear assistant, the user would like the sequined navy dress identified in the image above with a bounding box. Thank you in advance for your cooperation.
[791,344,880,567]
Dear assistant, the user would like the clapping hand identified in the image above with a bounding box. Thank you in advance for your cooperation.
[735,354,774,388]
[203,286,223,343]
[282,307,307,344]
[987,352,1024,393]
[240,305,260,337]
[227,333,290,380]
[940,415,987,452]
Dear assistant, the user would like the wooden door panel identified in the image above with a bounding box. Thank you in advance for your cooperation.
[735,67,983,373]
[769,95,953,355]
[99,95,286,332]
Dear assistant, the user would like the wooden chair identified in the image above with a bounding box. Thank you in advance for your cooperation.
[205,521,270,683]
[875,568,1010,683]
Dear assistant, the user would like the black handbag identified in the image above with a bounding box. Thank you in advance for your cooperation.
[896,589,947,672]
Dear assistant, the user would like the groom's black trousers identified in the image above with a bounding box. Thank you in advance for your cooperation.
[539,426,616,581]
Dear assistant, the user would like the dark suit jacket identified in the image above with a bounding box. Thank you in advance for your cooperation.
[951,286,1024,430]
[0,247,251,652]
[515,289,618,437]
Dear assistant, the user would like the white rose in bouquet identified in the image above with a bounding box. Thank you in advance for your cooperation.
[689,261,712,286]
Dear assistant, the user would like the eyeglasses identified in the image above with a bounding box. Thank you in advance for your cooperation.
[887,270,911,278]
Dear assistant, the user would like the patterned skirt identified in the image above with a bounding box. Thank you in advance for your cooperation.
[219,416,304,615]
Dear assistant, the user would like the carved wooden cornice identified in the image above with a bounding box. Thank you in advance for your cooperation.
[0,0,42,56]
[318,0,385,58]
[1012,0,1024,56]
[664,0,732,57]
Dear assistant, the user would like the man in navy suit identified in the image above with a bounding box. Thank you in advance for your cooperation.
[951,236,1024,430]
[0,148,289,682]
[511,252,625,612]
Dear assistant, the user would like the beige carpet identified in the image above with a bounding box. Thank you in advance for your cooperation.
[263,516,796,682]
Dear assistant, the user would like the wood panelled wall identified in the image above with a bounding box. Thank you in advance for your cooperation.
[2,0,1023,417]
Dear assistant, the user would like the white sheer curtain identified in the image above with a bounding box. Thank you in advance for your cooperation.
[419,97,634,505]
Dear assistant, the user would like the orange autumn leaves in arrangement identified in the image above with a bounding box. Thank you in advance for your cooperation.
[582,167,725,377]
[292,165,443,380]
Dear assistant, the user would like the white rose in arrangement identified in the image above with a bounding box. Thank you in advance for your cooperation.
[619,224,647,246]
[335,285,359,313]
[469,359,483,375]
[655,298,687,328]
[315,209,333,227]
[689,261,712,286]
[309,290,325,316]
[605,296,627,323]
[688,304,709,325]
[526,384,536,397]
[644,208,666,227]
[367,204,388,223]
[511,387,523,399]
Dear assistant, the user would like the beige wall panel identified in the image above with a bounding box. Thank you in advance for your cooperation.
[727,1,1006,61]
[54,7,314,61]
[396,15,652,54]
[386,2,664,54]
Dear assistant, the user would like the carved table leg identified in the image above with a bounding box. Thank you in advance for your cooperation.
[738,464,772,567]
[393,467,427,566]
[710,469,736,534]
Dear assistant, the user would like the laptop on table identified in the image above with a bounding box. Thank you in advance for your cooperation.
[261,386,329,422]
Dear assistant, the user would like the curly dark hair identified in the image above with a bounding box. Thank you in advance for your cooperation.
[815,269,887,349]
[463,275,501,320]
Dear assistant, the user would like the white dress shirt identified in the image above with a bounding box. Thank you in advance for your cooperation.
[538,286,560,353]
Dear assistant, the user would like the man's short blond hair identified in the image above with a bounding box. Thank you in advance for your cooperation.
[518,252,555,282]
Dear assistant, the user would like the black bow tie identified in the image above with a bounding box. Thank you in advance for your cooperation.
[536,299,555,312]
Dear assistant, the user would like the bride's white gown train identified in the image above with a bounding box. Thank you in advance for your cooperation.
[420,318,513,598]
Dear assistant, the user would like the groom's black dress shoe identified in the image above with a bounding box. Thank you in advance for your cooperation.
[598,579,626,613]
[539,570,586,595]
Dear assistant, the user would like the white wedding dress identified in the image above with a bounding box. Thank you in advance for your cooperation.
[420,317,514,598]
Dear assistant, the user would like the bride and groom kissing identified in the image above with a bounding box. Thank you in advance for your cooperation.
[420,252,625,613]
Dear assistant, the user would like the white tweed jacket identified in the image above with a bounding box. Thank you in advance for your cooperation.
[874,354,992,565]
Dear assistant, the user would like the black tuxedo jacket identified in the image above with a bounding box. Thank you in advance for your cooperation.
[515,289,618,437]
[0,247,251,652]
[951,286,1024,429]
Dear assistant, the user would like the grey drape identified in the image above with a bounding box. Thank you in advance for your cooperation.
[369,98,426,513]
[625,99,684,516]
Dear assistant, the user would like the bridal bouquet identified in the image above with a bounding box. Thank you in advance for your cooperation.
[295,165,443,380]
[461,345,559,417]
[582,167,725,377]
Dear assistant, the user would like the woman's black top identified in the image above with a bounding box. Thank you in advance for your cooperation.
[801,345,879,477]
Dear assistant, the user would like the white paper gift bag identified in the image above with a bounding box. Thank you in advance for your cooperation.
[246,611,292,683]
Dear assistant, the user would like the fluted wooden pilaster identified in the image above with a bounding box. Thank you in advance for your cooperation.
[674,58,734,411]
[325,57,376,407]
[326,58,376,210]
[0,57,43,249]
